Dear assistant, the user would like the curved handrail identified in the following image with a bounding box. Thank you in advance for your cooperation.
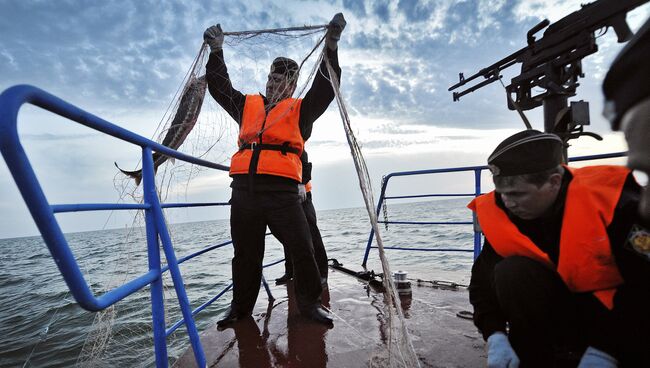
[0,85,230,311]
[0,84,240,367]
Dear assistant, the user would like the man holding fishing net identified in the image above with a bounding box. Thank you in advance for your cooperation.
[202,13,345,327]
[468,129,650,367]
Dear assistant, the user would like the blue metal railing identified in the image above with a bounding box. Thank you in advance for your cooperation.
[361,151,627,267]
[0,85,277,367]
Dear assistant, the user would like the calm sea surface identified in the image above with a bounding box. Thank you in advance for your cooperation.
[0,199,476,367]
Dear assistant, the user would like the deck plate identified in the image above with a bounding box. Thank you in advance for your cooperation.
[175,267,485,367]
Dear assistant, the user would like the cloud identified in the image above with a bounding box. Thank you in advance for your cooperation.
[0,48,18,70]
[512,0,582,23]
[343,0,366,17]
[21,133,99,141]
[369,124,427,135]
[5,0,636,133]
[372,0,391,22]
[1,1,218,112]
[0,0,645,238]
[397,0,437,22]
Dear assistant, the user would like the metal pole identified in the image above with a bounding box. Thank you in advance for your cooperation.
[362,175,389,267]
[142,147,168,367]
[145,146,206,367]
[543,94,569,162]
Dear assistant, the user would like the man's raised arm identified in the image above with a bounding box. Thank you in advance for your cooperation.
[204,24,246,125]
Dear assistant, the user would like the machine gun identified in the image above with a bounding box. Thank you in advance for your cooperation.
[448,0,649,157]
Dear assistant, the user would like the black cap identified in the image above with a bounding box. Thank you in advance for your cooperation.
[603,17,650,130]
[488,130,564,177]
[270,57,299,81]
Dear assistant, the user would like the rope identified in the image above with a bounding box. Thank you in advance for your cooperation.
[223,24,328,37]
[324,50,421,368]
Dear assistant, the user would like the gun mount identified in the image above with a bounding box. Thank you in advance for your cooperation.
[449,0,649,159]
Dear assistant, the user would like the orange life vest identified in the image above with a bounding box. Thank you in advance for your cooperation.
[230,95,304,182]
[468,165,630,309]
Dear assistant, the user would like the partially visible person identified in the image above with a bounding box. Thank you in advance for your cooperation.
[468,130,650,367]
[203,13,345,327]
[276,150,329,287]
[603,17,650,224]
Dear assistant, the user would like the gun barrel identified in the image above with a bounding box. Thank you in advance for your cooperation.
[448,52,522,93]
[452,75,501,100]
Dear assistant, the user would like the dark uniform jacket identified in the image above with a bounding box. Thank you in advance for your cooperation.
[205,48,340,192]
[469,171,650,351]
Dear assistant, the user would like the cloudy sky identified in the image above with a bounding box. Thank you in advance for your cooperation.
[1,0,648,238]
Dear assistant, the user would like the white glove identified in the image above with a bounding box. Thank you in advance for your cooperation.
[578,346,618,368]
[298,184,307,203]
[203,24,224,52]
[326,13,346,50]
[487,332,520,368]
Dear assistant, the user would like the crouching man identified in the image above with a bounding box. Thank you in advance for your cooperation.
[468,130,650,367]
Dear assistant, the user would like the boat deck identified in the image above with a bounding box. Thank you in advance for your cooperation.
[175,265,485,367]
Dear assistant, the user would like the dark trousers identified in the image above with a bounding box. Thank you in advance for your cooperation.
[493,256,588,367]
[280,192,328,278]
[494,256,650,367]
[229,189,322,313]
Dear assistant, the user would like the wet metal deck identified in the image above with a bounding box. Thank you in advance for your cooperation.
[175,267,485,367]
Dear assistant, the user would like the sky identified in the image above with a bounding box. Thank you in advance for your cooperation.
[1,0,649,238]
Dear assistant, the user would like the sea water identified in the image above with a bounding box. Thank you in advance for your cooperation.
[0,199,476,367]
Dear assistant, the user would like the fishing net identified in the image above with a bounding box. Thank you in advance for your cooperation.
[325,53,420,368]
[67,23,419,367]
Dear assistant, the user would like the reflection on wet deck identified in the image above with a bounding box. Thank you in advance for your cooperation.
[175,268,485,367]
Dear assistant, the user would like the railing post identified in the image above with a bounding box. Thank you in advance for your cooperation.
[143,147,206,367]
[154,213,206,367]
[151,208,206,367]
[472,168,483,260]
[362,175,389,267]
[142,147,168,367]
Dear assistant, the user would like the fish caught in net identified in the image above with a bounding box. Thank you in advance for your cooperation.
[114,75,207,186]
